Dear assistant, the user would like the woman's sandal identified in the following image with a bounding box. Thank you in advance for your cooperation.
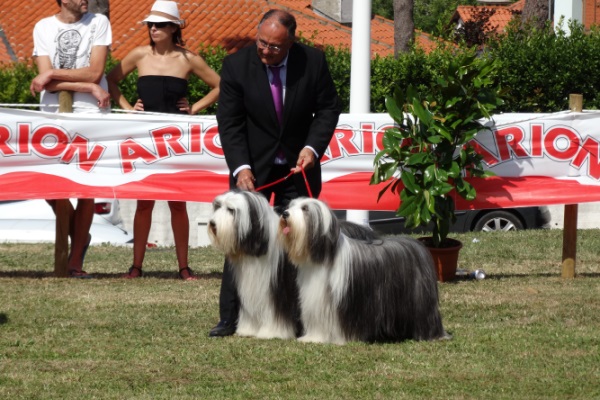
[68,269,93,279]
[178,266,198,281]
[123,265,143,279]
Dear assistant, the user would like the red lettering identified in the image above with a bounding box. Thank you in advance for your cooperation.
[204,126,223,157]
[0,125,15,156]
[530,124,543,157]
[495,126,528,161]
[31,125,69,157]
[60,134,106,172]
[18,123,31,154]
[325,126,358,163]
[544,126,580,161]
[189,123,202,153]
[119,138,158,173]
[361,122,375,154]
[151,126,187,158]
[571,137,600,179]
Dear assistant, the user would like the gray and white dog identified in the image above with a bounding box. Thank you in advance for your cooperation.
[280,197,449,345]
[208,190,300,339]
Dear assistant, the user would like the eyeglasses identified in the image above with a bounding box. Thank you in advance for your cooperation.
[256,38,284,54]
[146,21,173,29]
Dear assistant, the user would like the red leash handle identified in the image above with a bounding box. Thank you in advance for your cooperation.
[254,166,313,198]
[301,167,313,198]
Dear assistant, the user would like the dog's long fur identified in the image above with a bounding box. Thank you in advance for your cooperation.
[208,190,300,339]
[280,197,448,345]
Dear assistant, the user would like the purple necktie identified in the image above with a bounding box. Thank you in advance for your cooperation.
[269,65,283,124]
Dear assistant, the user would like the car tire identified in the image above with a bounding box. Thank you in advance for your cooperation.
[473,210,525,232]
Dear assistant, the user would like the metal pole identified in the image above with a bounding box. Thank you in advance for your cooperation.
[347,0,372,226]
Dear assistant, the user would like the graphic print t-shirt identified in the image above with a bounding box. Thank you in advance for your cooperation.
[32,13,112,113]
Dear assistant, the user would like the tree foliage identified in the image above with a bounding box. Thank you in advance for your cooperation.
[373,0,479,34]
[454,7,499,47]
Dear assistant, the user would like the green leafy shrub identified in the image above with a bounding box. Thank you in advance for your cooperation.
[371,49,504,247]
[0,61,38,106]
[488,19,600,112]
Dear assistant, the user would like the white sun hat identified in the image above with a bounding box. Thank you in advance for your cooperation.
[142,1,185,26]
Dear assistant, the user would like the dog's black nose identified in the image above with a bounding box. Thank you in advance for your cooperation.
[282,210,289,218]
[209,220,216,228]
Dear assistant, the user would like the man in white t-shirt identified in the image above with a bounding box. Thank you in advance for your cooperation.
[31,0,112,113]
[30,0,113,278]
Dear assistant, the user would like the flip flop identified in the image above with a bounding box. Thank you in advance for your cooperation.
[69,269,93,279]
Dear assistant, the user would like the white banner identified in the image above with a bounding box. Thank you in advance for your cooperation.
[2,107,600,210]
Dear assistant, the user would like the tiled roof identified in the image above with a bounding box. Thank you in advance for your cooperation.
[0,0,440,65]
[0,28,13,64]
[453,0,525,34]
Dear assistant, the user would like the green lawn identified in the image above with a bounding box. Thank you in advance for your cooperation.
[1,229,599,399]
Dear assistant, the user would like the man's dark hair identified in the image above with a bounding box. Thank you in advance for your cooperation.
[259,9,296,40]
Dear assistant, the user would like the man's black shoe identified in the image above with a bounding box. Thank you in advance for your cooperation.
[209,320,236,337]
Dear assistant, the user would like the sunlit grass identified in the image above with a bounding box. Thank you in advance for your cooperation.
[1,230,599,399]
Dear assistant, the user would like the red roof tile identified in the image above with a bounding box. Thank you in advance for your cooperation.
[452,0,525,34]
[0,0,443,65]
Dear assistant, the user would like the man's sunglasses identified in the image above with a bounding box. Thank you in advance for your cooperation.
[146,21,173,29]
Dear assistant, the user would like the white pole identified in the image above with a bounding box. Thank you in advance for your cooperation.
[554,0,582,35]
[349,0,372,113]
[347,0,372,226]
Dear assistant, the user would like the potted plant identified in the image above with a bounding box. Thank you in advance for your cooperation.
[371,49,503,281]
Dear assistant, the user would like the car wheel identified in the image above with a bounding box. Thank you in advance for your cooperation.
[473,210,525,232]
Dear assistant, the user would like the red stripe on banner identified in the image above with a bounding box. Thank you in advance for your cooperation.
[3,170,600,209]
[320,173,600,211]
[0,171,230,202]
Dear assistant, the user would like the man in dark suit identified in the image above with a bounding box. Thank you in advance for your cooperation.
[210,9,341,337]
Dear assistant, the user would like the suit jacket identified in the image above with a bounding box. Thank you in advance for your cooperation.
[216,42,342,197]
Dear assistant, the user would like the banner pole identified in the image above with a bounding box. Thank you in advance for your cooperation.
[561,94,582,279]
[54,91,74,277]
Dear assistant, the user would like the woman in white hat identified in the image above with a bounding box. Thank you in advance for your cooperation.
[107,0,220,280]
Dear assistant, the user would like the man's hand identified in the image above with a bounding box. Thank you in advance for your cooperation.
[30,70,54,96]
[292,147,316,173]
[236,169,256,191]
[90,84,111,109]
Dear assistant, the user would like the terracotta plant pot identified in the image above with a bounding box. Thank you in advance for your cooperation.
[418,237,463,282]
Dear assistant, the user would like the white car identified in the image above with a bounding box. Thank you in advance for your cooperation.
[0,199,133,245]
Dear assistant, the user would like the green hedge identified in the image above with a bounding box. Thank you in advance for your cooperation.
[486,20,600,112]
[3,20,600,114]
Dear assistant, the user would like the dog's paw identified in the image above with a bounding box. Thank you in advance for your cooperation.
[235,326,258,338]
[256,325,296,340]
[297,334,328,344]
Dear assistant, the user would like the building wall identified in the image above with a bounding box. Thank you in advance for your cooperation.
[583,0,600,28]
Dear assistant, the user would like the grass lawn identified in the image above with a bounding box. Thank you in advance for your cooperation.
[1,229,599,399]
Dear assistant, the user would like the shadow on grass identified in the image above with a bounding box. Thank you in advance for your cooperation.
[3,271,599,280]
[0,313,8,325]
[446,272,600,282]
[0,271,223,280]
